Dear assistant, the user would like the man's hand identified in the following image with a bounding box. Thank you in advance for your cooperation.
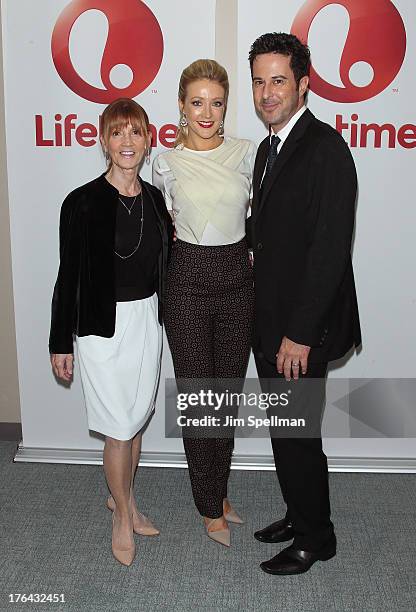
[50,353,74,381]
[276,337,310,381]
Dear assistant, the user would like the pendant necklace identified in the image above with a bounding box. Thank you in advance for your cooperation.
[118,193,137,215]
[114,191,144,259]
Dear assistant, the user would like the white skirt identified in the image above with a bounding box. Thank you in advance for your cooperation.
[76,293,162,440]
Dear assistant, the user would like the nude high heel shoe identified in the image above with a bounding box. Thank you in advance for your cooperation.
[223,500,244,525]
[205,519,231,548]
[111,513,136,567]
[224,508,244,525]
[107,496,160,536]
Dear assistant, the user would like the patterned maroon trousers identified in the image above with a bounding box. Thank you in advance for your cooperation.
[164,238,254,518]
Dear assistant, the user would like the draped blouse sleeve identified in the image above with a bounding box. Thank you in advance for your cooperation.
[152,155,174,211]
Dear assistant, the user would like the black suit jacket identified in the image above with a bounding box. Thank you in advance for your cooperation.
[49,173,173,354]
[248,108,361,364]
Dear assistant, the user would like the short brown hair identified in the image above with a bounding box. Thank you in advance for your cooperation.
[100,98,150,150]
[249,33,311,87]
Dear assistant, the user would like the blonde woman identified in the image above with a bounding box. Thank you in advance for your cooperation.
[153,60,255,547]
[49,98,173,566]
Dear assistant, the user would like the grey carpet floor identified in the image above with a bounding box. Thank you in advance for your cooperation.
[0,441,415,612]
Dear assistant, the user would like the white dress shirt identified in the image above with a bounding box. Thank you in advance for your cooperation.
[261,105,307,185]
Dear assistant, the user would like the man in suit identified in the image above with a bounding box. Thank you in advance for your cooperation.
[247,32,361,575]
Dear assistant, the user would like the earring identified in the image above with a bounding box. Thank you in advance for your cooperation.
[104,150,110,162]
[180,113,188,128]
[218,120,224,136]
[145,148,151,165]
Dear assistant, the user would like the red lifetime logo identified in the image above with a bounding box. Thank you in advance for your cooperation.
[291,0,406,102]
[51,0,163,103]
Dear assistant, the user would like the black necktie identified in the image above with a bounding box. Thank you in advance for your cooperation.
[265,134,281,177]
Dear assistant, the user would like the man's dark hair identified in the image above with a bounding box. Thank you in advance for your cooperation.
[249,32,311,87]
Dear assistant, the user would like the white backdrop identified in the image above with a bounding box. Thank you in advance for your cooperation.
[236,0,416,462]
[3,0,216,455]
[3,0,416,467]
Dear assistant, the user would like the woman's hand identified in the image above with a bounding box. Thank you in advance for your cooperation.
[50,353,74,381]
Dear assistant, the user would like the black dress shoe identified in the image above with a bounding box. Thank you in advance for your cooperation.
[254,518,294,543]
[260,537,337,575]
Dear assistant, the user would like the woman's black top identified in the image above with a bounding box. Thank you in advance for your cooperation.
[48,174,173,355]
[114,189,161,301]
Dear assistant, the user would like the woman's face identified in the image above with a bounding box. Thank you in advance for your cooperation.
[180,79,226,147]
[102,123,150,171]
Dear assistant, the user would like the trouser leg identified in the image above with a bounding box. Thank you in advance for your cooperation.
[254,351,334,551]
[212,283,254,503]
[164,282,223,516]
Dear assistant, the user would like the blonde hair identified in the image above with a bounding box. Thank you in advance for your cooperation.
[175,59,229,147]
[100,98,150,167]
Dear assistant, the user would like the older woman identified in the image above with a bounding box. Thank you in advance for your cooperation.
[49,98,173,566]
[153,60,255,547]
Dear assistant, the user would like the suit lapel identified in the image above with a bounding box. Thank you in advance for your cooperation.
[251,137,269,222]
[255,109,315,218]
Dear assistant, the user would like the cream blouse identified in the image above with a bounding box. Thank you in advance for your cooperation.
[152,136,256,245]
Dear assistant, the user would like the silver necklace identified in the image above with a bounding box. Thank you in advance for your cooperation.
[118,193,137,215]
[114,191,144,260]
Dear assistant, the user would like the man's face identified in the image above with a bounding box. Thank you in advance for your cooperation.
[251,53,308,132]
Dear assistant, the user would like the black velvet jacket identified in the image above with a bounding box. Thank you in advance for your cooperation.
[49,173,173,354]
